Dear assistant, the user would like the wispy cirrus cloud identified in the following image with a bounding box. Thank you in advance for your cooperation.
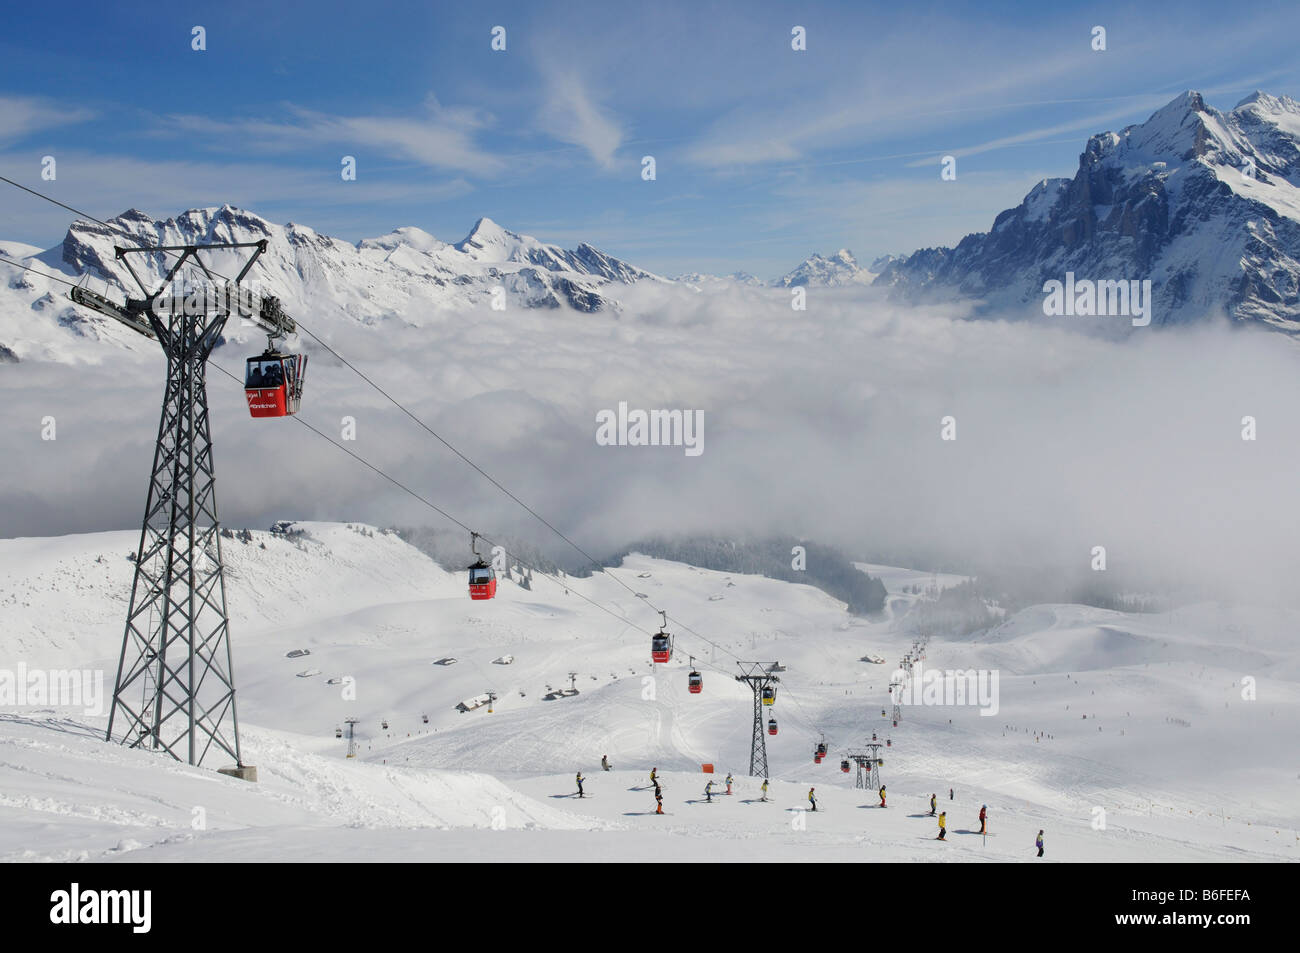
[0,149,476,248]
[0,95,95,147]
[534,65,625,169]
[155,96,505,175]
[678,7,1295,173]
[900,97,1178,169]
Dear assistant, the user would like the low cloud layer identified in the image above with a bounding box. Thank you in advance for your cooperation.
[3,282,1298,605]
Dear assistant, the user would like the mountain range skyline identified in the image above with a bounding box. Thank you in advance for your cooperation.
[7,88,1300,333]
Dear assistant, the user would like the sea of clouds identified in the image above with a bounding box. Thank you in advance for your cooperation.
[3,279,1299,605]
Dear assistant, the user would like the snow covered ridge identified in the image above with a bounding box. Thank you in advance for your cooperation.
[875,90,1300,331]
[0,207,670,360]
[774,250,899,288]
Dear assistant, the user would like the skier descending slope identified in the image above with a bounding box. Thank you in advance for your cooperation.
[725,773,734,795]
[937,811,947,841]
[879,785,887,808]
[808,787,817,812]
[601,755,610,771]
[979,805,987,835]
[649,766,658,788]
[705,779,715,803]
[576,772,585,798]
[1036,830,1045,858]
[654,781,664,815]
[929,794,937,816]
[760,779,769,802]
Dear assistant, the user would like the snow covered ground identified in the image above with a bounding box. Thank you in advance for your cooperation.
[854,562,970,620]
[0,523,1295,862]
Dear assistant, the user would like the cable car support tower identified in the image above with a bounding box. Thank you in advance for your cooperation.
[735,662,780,777]
[69,241,295,777]
[848,743,884,790]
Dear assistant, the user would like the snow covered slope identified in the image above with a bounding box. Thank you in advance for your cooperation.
[1,523,1296,861]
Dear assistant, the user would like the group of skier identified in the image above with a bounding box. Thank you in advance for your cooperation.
[930,795,986,840]
[572,767,1045,856]
[926,794,1043,855]
[704,772,735,803]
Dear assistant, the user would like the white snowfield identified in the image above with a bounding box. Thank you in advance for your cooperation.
[0,523,1296,862]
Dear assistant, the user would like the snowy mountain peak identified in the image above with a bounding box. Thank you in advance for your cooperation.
[454,216,526,261]
[876,89,1300,331]
[776,247,885,287]
[357,226,447,255]
[1233,90,1300,115]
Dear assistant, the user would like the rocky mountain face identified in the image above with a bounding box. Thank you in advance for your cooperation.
[874,91,1300,331]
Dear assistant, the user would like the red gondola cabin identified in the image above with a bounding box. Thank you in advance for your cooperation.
[468,560,497,600]
[767,717,778,736]
[688,670,702,693]
[245,350,306,418]
[651,611,673,663]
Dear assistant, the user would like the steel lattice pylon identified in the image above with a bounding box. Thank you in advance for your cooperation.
[106,306,242,767]
[735,662,779,778]
[74,240,295,774]
[849,744,883,790]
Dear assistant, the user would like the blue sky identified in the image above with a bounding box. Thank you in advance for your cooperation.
[2,0,1299,279]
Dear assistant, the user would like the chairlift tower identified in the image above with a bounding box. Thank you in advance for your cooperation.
[345,718,360,759]
[735,662,780,777]
[69,241,295,777]
[849,743,884,790]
